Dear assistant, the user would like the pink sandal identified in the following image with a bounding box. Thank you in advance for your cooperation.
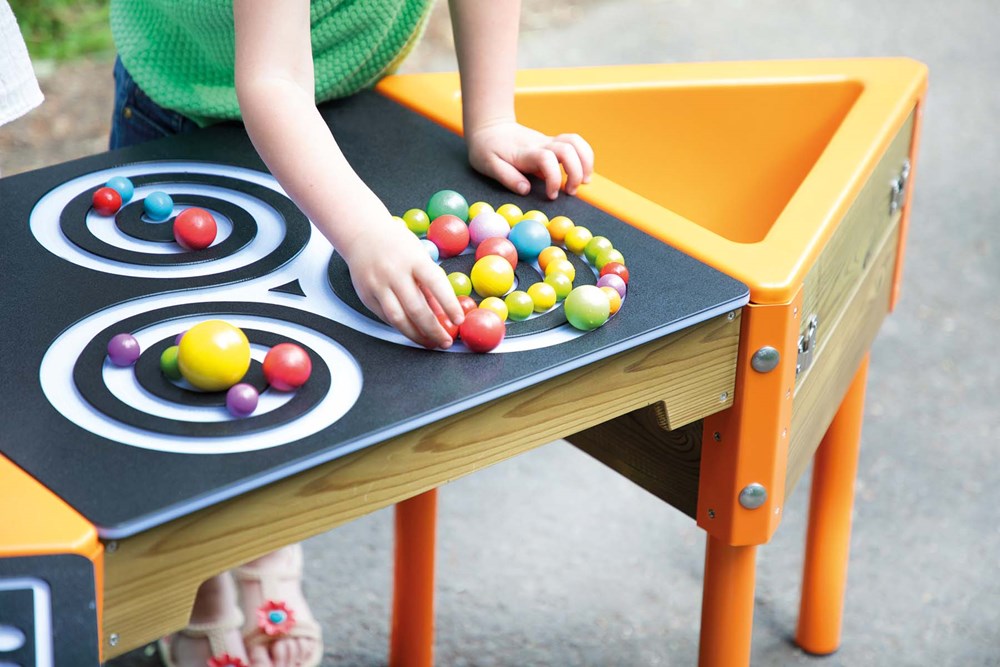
[157,606,249,667]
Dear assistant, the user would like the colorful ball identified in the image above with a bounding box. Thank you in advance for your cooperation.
[263,343,312,391]
[527,282,557,312]
[448,271,473,297]
[427,214,470,258]
[468,201,494,220]
[226,383,260,417]
[547,216,574,244]
[564,226,593,255]
[177,320,251,392]
[402,208,431,236]
[173,207,217,250]
[479,296,509,322]
[544,258,576,282]
[421,238,440,261]
[160,345,182,381]
[457,294,478,315]
[105,176,134,203]
[564,285,611,331]
[496,203,524,227]
[471,255,515,298]
[600,261,630,285]
[475,237,519,270]
[508,219,551,263]
[107,333,140,366]
[520,210,549,227]
[584,236,614,265]
[92,187,122,216]
[427,189,469,221]
[143,191,174,221]
[601,286,623,315]
[468,211,510,247]
[436,310,459,340]
[537,246,567,273]
[504,291,534,321]
[544,272,573,301]
[458,308,505,353]
[595,248,626,270]
[597,273,627,299]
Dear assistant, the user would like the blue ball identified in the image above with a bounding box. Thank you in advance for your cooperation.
[421,238,440,262]
[507,219,551,263]
[105,176,134,204]
[143,191,174,221]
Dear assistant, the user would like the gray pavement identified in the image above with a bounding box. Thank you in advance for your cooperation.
[110,1,999,665]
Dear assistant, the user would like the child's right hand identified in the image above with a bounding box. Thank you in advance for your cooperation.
[336,198,465,349]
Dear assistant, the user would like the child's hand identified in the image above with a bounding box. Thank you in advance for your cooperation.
[337,201,464,349]
[465,121,595,200]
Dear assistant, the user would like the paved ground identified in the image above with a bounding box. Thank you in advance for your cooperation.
[2,0,997,665]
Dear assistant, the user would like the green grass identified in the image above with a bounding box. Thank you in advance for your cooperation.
[11,0,113,61]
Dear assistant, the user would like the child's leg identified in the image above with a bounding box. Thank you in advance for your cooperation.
[235,544,323,667]
[159,572,249,666]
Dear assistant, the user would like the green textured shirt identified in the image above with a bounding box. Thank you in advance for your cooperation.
[111,0,433,126]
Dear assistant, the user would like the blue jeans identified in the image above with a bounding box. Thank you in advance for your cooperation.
[109,56,199,150]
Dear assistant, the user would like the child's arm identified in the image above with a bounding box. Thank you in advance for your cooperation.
[448,0,595,200]
[233,0,464,349]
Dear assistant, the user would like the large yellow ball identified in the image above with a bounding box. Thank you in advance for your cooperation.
[177,320,251,391]
[471,255,515,298]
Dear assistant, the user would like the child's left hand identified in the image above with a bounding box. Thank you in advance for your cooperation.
[465,120,594,200]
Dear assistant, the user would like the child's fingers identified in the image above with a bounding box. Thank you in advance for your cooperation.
[419,264,465,327]
[394,277,453,349]
[376,288,436,349]
[547,140,584,195]
[520,147,562,199]
[554,133,595,183]
[481,153,531,196]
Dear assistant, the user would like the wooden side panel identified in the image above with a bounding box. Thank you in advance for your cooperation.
[101,312,740,656]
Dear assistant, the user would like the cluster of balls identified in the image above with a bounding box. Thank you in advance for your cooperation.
[396,189,630,353]
[91,176,218,250]
[106,320,312,418]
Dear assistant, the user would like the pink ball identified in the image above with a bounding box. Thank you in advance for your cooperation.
[468,211,510,247]
[596,274,627,299]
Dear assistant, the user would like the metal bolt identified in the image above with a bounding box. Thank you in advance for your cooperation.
[109,633,120,647]
[750,346,780,373]
[707,509,716,519]
[727,311,736,321]
[105,541,118,554]
[793,307,799,317]
[786,389,792,399]
[720,392,728,402]
[713,432,722,442]
[738,483,768,510]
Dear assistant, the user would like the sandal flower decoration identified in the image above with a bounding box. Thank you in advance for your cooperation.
[257,599,297,636]
[207,654,248,667]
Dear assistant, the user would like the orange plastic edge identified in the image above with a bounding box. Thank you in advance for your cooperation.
[389,489,437,667]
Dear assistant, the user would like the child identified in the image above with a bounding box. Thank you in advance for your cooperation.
[110,1,594,665]
[0,0,44,175]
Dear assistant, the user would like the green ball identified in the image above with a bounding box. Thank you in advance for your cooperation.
[402,208,431,236]
[160,345,182,381]
[504,290,535,321]
[564,285,611,331]
[544,272,573,301]
[427,190,470,222]
[595,248,625,270]
[584,236,613,265]
[448,271,473,297]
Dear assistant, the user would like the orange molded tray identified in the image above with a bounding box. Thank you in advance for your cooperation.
[378,59,927,304]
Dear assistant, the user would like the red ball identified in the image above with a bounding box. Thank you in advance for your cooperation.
[600,261,629,285]
[475,237,518,270]
[262,343,312,391]
[457,295,478,315]
[173,207,218,250]
[426,214,470,258]
[92,187,122,216]
[435,310,459,341]
[459,308,505,353]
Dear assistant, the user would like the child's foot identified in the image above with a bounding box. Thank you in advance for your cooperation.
[159,572,250,667]
[234,544,323,667]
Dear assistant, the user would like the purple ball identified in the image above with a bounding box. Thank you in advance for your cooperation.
[597,274,627,299]
[107,333,140,366]
[174,330,187,345]
[226,383,259,417]
[468,211,510,247]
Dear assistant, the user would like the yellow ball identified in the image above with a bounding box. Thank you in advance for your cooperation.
[547,216,574,244]
[448,272,473,297]
[402,209,431,236]
[177,320,251,391]
[479,296,509,322]
[544,272,573,301]
[596,248,626,270]
[564,226,593,255]
[545,258,576,282]
[537,246,567,273]
[496,203,524,228]
[527,282,557,312]
[470,255,515,298]
[504,290,534,321]
[520,210,549,227]
[601,286,623,315]
[468,201,494,219]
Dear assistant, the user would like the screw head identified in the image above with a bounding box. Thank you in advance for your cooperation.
[738,483,768,510]
[707,509,716,519]
[109,633,120,647]
[751,346,780,373]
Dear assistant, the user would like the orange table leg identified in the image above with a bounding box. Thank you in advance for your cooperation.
[389,488,438,667]
[795,354,870,655]
[699,535,758,667]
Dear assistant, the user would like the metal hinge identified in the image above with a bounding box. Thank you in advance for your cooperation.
[889,159,911,215]
[796,314,819,377]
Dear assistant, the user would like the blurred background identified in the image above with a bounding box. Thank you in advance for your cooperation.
[2,1,997,665]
